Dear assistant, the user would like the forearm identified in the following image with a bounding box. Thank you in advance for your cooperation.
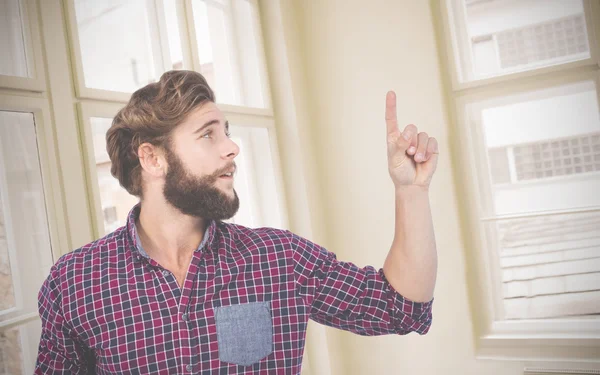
[383,186,437,302]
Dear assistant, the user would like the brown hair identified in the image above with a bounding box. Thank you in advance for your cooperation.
[106,70,215,197]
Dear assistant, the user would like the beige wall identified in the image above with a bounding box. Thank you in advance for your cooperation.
[274,0,529,374]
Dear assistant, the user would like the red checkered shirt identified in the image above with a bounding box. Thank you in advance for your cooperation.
[36,204,433,374]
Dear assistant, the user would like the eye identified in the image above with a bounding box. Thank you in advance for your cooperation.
[201,130,213,139]
[225,130,231,138]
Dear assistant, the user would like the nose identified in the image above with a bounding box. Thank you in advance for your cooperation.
[224,137,240,160]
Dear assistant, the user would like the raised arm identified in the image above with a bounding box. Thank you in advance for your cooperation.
[382,91,438,303]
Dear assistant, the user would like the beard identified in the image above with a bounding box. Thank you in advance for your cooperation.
[162,148,239,220]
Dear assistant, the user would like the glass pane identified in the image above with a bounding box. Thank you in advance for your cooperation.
[493,210,600,320]
[0,319,40,375]
[0,326,24,375]
[475,80,600,215]
[164,0,184,70]
[227,133,254,226]
[234,0,267,108]
[74,0,163,92]
[0,111,54,322]
[228,125,283,229]
[90,117,139,234]
[0,0,31,78]
[456,0,591,81]
[0,186,17,313]
[191,0,267,108]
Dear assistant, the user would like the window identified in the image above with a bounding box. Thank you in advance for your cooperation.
[67,0,282,236]
[497,210,600,320]
[73,0,166,92]
[447,0,595,84]
[441,0,600,362]
[0,319,39,375]
[495,13,588,70]
[489,132,600,183]
[0,2,98,372]
[0,108,59,374]
[0,326,24,375]
[0,0,30,78]
[481,79,600,191]
[226,124,285,228]
[84,114,140,235]
[67,0,285,236]
[190,0,269,107]
[67,0,271,107]
[0,0,46,91]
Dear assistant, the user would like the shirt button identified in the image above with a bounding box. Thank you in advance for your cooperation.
[182,313,189,322]
[162,270,170,277]
[186,364,193,372]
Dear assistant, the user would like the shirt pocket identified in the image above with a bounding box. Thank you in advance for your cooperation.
[214,301,273,366]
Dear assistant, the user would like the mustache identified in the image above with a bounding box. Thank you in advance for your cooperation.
[212,162,237,178]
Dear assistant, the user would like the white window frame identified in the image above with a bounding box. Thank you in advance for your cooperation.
[442,0,600,91]
[0,94,69,328]
[0,1,71,370]
[0,0,47,92]
[64,0,171,102]
[63,0,283,234]
[224,112,289,229]
[0,133,23,320]
[184,0,273,110]
[77,101,131,238]
[439,0,600,362]
[64,0,273,112]
[0,92,69,308]
[63,0,287,235]
[65,0,283,234]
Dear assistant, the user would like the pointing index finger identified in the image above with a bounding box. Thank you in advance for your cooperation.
[385,91,398,135]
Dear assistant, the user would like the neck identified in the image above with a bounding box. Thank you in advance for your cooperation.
[136,195,208,267]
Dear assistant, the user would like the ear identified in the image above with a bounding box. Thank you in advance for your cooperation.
[137,143,166,177]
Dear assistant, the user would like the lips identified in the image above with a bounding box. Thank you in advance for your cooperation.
[219,169,235,178]
[217,163,236,179]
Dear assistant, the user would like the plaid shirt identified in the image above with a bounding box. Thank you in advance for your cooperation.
[36,204,433,374]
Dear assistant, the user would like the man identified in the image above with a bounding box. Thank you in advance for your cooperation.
[36,70,438,374]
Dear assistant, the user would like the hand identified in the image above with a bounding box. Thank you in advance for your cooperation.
[385,91,439,189]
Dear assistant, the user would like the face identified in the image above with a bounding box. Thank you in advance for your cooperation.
[162,102,241,220]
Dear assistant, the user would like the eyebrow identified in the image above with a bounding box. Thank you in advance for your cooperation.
[193,120,229,134]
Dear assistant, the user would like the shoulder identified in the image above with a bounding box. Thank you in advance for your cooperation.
[218,221,292,242]
[44,226,128,289]
[216,222,295,250]
[216,221,326,254]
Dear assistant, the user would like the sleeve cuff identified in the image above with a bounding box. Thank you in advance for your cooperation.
[378,269,434,335]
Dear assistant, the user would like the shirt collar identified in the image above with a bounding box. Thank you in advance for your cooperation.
[126,203,217,260]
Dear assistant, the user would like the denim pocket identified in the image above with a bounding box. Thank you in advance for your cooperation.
[214,301,273,366]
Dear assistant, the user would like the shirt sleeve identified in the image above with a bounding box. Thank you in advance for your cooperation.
[35,264,94,374]
[289,232,433,336]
